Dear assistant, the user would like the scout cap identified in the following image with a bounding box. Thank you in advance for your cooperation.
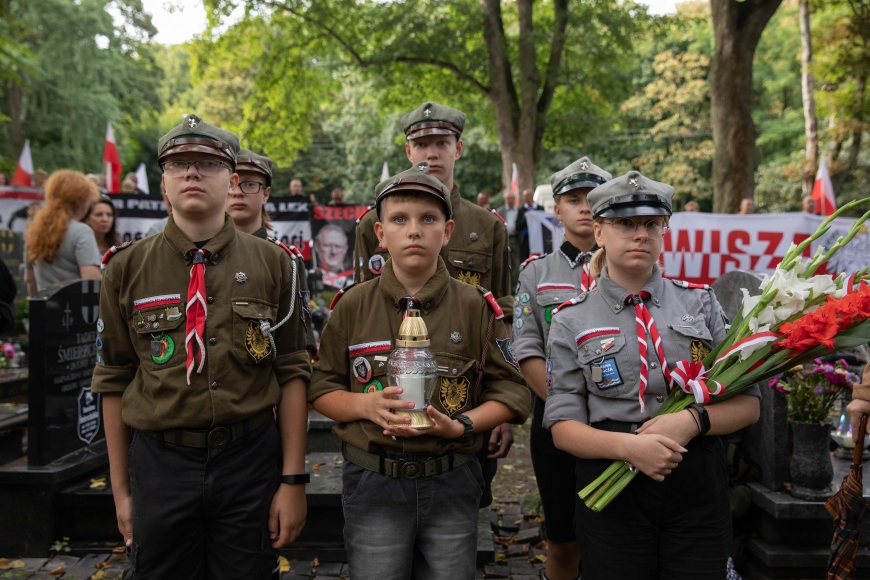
[375,162,453,219]
[401,102,466,141]
[158,114,240,167]
[236,149,273,184]
[550,157,612,196]
[588,171,674,218]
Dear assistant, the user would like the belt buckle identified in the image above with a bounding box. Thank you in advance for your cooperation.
[399,460,422,480]
[207,426,230,448]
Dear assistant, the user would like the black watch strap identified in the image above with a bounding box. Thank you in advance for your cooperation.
[454,414,474,442]
[688,403,711,436]
[280,474,310,485]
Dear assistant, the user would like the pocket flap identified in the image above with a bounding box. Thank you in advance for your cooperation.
[536,287,576,307]
[669,322,712,342]
[447,248,489,273]
[576,331,626,364]
[232,299,277,321]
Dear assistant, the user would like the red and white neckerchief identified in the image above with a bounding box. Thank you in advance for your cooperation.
[630,292,670,413]
[185,249,208,385]
[580,261,596,294]
[399,296,422,319]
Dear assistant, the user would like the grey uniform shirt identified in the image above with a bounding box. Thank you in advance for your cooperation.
[543,264,758,428]
[513,247,594,364]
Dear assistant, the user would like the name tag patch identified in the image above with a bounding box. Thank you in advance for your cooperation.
[590,358,623,390]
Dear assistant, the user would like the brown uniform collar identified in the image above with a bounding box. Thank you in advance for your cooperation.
[597,263,665,313]
[449,182,462,213]
[379,256,451,314]
[162,213,238,264]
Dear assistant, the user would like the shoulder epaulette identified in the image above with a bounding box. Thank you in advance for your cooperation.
[266,237,304,260]
[100,240,136,270]
[356,205,375,225]
[552,292,588,316]
[520,254,546,271]
[476,286,505,320]
[670,279,711,290]
[491,209,506,225]
[330,282,359,311]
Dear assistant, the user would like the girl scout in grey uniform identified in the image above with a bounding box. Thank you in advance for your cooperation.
[543,172,760,579]
[513,157,611,580]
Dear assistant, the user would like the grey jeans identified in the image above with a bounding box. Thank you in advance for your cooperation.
[342,453,485,580]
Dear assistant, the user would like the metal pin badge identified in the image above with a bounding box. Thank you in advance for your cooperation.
[235,272,247,284]
[470,232,478,241]
[450,332,462,344]
[681,314,694,323]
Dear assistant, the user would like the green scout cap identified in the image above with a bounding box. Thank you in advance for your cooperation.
[236,149,273,184]
[401,102,466,141]
[588,171,674,219]
[550,157,612,196]
[375,162,453,219]
[158,114,240,167]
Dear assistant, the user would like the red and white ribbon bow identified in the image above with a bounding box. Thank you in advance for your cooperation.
[670,360,724,403]
[185,249,208,385]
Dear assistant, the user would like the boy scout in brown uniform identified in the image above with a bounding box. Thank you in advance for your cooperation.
[228,148,316,357]
[311,163,530,580]
[93,116,311,579]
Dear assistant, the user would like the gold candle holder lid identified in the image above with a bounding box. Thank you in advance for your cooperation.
[396,309,430,347]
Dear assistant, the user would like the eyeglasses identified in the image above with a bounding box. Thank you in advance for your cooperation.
[601,217,669,239]
[235,181,267,194]
[161,160,230,176]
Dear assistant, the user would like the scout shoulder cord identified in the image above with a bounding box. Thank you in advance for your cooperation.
[258,240,300,361]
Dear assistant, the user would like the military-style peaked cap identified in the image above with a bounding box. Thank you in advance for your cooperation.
[158,114,240,166]
[550,157,612,196]
[401,102,466,141]
[588,171,674,218]
[236,149,274,184]
[375,162,453,218]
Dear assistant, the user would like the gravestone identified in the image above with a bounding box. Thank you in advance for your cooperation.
[28,279,103,465]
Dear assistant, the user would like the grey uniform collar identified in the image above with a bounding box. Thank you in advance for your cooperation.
[597,264,665,313]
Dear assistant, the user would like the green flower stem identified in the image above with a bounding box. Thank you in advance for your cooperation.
[583,464,629,508]
[803,206,870,277]
[592,469,638,512]
[578,460,626,500]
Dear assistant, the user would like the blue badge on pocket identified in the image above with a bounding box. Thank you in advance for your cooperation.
[590,358,623,390]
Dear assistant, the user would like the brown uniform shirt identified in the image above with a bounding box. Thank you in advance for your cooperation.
[92,215,311,431]
[309,257,531,455]
[353,183,514,321]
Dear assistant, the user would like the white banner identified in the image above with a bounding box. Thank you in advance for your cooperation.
[525,210,564,255]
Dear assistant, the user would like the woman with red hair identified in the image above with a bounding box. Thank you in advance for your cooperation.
[25,169,102,296]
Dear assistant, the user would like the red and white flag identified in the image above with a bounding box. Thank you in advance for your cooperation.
[10,140,33,187]
[103,121,122,194]
[510,162,518,196]
[811,158,836,216]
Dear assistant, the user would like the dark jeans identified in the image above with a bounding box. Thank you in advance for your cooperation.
[574,435,731,580]
[342,454,485,580]
[530,397,577,542]
[123,420,280,580]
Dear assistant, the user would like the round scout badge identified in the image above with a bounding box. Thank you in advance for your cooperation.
[353,356,373,383]
[544,305,556,324]
[369,254,385,275]
[96,318,104,333]
[95,336,103,351]
[514,305,523,320]
[522,306,532,316]
[364,379,383,393]
[514,318,524,329]
[520,293,530,303]
[151,333,175,364]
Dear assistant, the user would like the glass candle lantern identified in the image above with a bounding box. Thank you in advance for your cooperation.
[387,309,437,430]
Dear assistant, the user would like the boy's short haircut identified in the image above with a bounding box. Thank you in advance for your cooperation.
[377,191,450,221]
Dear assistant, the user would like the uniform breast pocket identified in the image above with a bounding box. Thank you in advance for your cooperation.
[667,320,713,364]
[349,352,391,393]
[536,289,576,325]
[576,332,633,397]
[448,248,491,289]
[232,298,278,365]
[432,356,478,417]
[132,304,185,368]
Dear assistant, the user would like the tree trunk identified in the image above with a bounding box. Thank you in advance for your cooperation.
[799,0,818,196]
[8,80,22,160]
[831,74,866,191]
[710,0,783,213]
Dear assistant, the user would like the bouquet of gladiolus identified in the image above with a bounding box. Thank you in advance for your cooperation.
[579,199,870,512]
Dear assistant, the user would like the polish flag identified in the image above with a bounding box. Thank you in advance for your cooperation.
[10,140,33,187]
[103,121,122,194]
[510,162,518,196]
[135,162,149,194]
[811,158,836,216]
[381,161,389,182]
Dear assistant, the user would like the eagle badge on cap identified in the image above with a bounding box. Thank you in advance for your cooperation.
[424,108,432,117]
[629,177,640,189]
[416,163,428,172]
[580,161,589,171]
[187,115,201,129]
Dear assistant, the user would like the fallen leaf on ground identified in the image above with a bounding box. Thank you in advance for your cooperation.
[95,561,111,569]
[513,519,522,525]
[91,571,108,579]
[535,554,547,563]
[312,463,325,471]
[112,546,126,553]
[49,566,64,575]
[313,557,320,567]
[278,556,289,573]
[501,465,514,471]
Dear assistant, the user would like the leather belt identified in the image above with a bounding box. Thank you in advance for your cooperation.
[145,408,274,449]
[342,442,470,480]
[591,419,638,434]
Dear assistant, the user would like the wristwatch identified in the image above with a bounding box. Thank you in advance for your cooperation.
[280,474,311,485]
[453,414,474,442]
[688,403,711,436]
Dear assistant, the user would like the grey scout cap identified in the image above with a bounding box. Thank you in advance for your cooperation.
[158,114,240,167]
[550,157,612,196]
[588,171,674,219]
[401,102,466,141]
[236,149,274,184]
[375,162,453,219]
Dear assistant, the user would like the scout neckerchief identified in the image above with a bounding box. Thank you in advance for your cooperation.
[558,241,598,293]
[185,249,208,384]
[399,296,422,319]
[629,292,670,412]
